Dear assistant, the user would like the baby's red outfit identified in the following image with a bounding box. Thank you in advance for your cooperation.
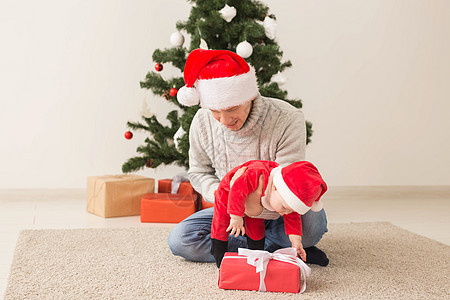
[211,160,302,243]
[210,160,328,267]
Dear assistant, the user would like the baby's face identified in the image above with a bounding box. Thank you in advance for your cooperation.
[269,185,294,215]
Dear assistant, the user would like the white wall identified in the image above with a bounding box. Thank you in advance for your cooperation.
[0,0,449,188]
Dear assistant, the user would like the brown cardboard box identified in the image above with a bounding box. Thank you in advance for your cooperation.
[87,175,155,218]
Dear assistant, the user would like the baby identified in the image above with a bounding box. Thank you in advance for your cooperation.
[210,160,327,267]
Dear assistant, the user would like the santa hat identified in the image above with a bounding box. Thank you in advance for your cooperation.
[272,161,327,215]
[177,49,258,110]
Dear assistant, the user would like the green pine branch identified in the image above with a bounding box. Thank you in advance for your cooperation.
[123,0,313,174]
[152,48,188,71]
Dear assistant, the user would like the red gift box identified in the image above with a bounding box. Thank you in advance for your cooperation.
[201,197,214,209]
[218,248,310,294]
[157,179,195,195]
[140,193,197,223]
[158,179,214,210]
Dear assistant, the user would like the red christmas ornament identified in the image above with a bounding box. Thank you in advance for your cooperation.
[124,131,133,140]
[155,63,163,72]
[169,88,178,97]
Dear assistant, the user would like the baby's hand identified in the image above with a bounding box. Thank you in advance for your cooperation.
[226,215,245,237]
[289,234,306,261]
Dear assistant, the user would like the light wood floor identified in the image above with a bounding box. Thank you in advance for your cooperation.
[1,186,449,298]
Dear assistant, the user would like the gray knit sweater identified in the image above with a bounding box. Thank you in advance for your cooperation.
[188,94,306,203]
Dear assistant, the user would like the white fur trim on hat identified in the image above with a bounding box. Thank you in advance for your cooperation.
[196,67,258,110]
[272,166,311,215]
[177,86,200,107]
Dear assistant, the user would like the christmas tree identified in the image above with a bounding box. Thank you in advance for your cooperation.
[122,0,313,173]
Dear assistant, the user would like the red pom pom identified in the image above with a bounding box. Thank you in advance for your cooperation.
[155,63,163,72]
[169,88,178,97]
[124,131,133,140]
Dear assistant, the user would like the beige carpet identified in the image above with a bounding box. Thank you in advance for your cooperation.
[4,222,449,299]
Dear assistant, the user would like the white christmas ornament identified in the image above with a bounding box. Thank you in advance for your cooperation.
[199,39,209,50]
[263,16,277,39]
[173,126,186,150]
[271,72,287,85]
[236,41,253,58]
[170,31,185,47]
[219,4,237,22]
[139,98,153,118]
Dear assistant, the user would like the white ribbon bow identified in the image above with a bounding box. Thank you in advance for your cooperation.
[238,247,311,293]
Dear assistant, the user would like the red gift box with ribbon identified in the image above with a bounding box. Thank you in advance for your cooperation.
[158,179,214,210]
[218,248,311,294]
[158,179,195,195]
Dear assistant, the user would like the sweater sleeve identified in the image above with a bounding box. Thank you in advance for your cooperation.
[283,212,302,236]
[187,113,220,203]
[274,110,306,165]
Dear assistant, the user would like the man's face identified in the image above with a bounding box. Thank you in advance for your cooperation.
[210,99,253,131]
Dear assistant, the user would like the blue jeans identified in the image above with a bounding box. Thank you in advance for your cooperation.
[168,207,328,262]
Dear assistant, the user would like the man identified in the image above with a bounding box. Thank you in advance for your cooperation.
[168,49,329,266]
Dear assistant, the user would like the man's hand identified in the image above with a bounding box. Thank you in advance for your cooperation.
[226,214,245,237]
[289,234,306,261]
[230,166,247,188]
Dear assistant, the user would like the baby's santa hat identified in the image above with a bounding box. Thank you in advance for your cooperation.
[272,161,327,215]
[177,49,258,110]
